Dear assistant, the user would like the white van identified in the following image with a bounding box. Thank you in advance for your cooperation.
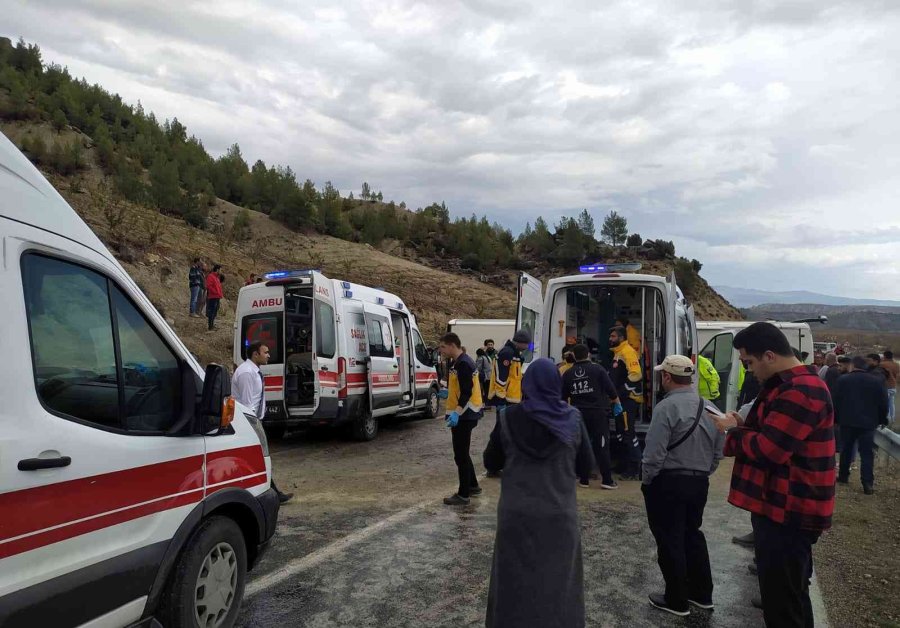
[234,273,440,441]
[698,320,816,413]
[516,264,698,433]
[446,319,515,355]
[0,133,277,627]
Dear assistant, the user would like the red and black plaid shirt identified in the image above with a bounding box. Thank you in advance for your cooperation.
[724,365,835,531]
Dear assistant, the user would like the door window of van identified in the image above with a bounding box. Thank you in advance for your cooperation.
[367,316,394,358]
[241,313,283,363]
[676,307,692,358]
[315,301,336,358]
[22,253,182,433]
[412,329,430,365]
[519,307,538,364]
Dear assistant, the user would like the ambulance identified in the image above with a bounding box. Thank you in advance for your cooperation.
[515,263,698,434]
[0,132,277,627]
[234,272,440,441]
[698,320,817,413]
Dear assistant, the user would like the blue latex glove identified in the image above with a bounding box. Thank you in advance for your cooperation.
[612,402,624,416]
[437,388,449,400]
[445,411,459,428]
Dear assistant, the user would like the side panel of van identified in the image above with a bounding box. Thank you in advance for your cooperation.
[312,277,339,417]
[0,225,206,625]
[362,302,402,416]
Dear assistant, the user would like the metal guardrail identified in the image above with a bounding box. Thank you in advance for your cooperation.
[874,428,900,461]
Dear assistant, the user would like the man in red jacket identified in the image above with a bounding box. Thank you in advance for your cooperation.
[713,322,835,628]
[205,264,224,331]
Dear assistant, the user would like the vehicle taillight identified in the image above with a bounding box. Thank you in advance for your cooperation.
[338,357,347,399]
[692,354,697,364]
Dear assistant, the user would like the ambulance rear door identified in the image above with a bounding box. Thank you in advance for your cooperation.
[312,274,338,414]
[516,272,543,366]
[237,284,287,421]
[362,303,402,416]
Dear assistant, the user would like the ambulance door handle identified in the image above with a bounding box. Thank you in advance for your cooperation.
[18,456,71,471]
[320,366,329,372]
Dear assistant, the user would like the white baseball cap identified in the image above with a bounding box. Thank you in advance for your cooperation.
[654,355,696,376]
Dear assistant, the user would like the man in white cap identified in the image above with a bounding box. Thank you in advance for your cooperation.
[641,355,725,618]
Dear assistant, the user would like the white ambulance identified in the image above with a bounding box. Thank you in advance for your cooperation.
[515,263,698,434]
[234,272,440,440]
[0,132,277,627]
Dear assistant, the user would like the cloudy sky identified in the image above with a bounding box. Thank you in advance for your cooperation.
[7,0,899,299]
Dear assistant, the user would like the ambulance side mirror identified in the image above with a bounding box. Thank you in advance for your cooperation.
[197,363,231,434]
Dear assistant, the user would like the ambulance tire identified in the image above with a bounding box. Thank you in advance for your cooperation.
[159,515,248,628]
[422,387,439,419]
[350,406,379,441]
[263,423,286,440]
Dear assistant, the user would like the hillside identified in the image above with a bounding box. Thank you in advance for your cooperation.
[743,303,900,333]
[717,285,900,308]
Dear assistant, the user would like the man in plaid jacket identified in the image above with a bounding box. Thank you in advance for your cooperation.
[714,322,835,628]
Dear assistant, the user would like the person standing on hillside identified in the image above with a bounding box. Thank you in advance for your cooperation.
[205,263,223,331]
[189,257,204,318]
[833,356,889,494]
[609,326,643,480]
[879,350,898,424]
[439,332,484,506]
[562,344,622,490]
[714,322,835,628]
[642,355,724,617]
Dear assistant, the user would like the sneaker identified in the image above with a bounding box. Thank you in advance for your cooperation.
[469,486,483,497]
[732,531,755,547]
[578,480,590,488]
[619,473,640,481]
[688,598,714,610]
[600,480,619,490]
[648,593,689,617]
[863,484,874,495]
[277,491,294,504]
[443,494,470,506]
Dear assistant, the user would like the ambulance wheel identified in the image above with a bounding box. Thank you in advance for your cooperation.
[160,515,247,628]
[351,407,379,441]
[264,423,286,440]
[422,387,439,419]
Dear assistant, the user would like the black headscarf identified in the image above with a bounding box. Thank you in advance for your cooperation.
[520,358,580,445]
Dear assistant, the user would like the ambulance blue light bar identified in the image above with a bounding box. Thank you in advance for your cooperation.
[578,262,643,274]
[264,269,317,280]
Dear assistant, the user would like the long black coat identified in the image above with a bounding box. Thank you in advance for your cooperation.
[483,405,594,628]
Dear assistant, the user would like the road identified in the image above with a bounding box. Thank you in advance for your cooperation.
[237,412,828,627]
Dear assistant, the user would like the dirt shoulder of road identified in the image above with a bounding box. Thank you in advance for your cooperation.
[815,455,900,628]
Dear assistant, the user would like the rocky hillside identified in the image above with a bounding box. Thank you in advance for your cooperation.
[744,303,900,333]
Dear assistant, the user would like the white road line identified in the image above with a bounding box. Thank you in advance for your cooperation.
[245,497,437,597]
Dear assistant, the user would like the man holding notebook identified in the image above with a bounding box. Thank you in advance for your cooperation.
[641,355,726,617]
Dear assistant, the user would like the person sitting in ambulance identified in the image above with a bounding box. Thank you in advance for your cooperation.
[615,316,642,353]
[558,344,576,375]
[488,329,532,407]
[697,352,721,402]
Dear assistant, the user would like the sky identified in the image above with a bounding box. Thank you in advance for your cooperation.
[6,0,900,299]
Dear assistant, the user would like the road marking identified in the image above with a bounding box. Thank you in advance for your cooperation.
[245,497,436,597]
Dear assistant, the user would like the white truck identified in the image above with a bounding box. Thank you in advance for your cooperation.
[446,319,516,354]
[515,264,698,433]
[234,272,440,441]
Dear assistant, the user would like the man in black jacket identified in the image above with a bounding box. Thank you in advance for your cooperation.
[834,356,889,494]
[562,344,623,490]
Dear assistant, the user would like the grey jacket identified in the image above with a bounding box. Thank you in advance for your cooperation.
[641,387,725,485]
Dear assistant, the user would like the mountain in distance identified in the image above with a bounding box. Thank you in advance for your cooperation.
[715,286,900,309]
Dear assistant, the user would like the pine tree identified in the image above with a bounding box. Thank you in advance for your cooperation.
[577,209,595,239]
[51,108,67,133]
[360,181,371,200]
[600,210,628,246]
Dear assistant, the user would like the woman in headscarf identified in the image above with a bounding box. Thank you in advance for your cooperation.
[483,358,595,628]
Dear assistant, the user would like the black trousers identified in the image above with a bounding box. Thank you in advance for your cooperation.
[614,398,642,474]
[577,406,613,484]
[642,474,712,611]
[752,514,819,628]
[839,426,875,486]
[206,298,220,330]
[451,420,479,498]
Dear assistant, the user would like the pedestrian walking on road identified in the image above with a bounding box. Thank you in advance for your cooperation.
[880,350,898,424]
[438,333,484,506]
[833,356,889,494]
[609,325,643,480]
[231,342,293,504]
[205,264,223,331]
[713,322,835,628]
[562,344,622,489]
[641,355,724,617]
[188,257,204,317]
[483,358,594,628]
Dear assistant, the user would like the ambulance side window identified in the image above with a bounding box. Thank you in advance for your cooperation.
[413,330,431,366]
[367,317,393,358]
[22,253,182,433]
[315,301,336,358]
[242,313,283,363]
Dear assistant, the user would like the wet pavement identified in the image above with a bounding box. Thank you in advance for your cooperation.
[238,414,826,627]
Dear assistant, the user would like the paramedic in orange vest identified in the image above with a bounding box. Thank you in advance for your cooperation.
[488,329,531,408]
[438,332,484,506]
[609,325,644,480]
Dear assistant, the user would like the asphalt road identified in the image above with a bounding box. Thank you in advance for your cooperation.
[236,412,828,627]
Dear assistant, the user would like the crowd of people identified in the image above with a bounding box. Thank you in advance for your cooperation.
[187,259,265,331]
[435,322,894,627]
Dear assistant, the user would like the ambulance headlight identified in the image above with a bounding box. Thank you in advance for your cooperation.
[243,412,270,457]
